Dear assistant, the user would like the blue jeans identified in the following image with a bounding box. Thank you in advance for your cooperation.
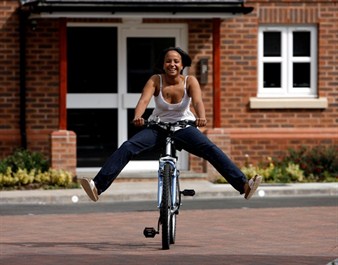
[93,126,247,195]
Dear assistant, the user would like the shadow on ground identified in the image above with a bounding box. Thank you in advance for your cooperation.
[1,241,336,265]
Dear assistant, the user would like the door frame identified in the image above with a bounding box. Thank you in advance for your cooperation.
[66,22,189,171]
[118,23,189,171]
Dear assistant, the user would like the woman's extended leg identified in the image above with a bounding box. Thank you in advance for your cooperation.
[92,127,163,195]
[173,127,247,194]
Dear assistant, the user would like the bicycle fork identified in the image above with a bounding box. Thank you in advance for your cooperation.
[157,158,178,211]
[158,136,178,210]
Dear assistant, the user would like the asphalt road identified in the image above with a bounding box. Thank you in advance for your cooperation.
[1,195,337,216]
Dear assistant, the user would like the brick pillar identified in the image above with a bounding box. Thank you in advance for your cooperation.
[203,128,231,181]
[50,130,76,176]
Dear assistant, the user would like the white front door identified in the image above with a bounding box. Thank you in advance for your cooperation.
[119,24,189,171]
[67,23,189,171]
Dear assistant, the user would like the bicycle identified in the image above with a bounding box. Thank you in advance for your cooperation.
[142,119,196,250]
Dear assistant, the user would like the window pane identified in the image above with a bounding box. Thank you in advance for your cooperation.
[127,37,175,93]
[264,63,281,88]
[67,109,118,167]
[67,27,118,93]
[293,32,310,57]
[293,63,310,87]
[264,32,281,57]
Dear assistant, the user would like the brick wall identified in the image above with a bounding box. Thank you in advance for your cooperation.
[1,1,60,158]
[0,0,21,156]
[25,19,60,156]
[50,130,76,175]
[188,19,214,123]
[218,1,337,129]
[191,126,338,180]
[187,20,214,173]
[1,0,337,178]
[187,1,338,176]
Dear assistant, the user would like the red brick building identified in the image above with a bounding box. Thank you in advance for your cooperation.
[1,0,337,179]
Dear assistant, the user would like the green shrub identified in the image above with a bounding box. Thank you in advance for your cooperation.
[215,145,337,184]
[0,149,49,174]
[0,167,74,189]
[239,157,304,184]
[281,145,337,182]
[0,149,76,190]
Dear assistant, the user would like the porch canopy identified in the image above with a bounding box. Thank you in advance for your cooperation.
[19,0,253,19]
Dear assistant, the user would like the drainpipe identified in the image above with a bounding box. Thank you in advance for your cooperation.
[212,18,221,128]
[59,18,67,130]
[19,9,27,149]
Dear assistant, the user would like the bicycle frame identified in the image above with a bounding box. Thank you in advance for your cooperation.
[143,119,196,249]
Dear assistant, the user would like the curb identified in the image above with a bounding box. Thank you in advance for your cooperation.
[0,181,337,205]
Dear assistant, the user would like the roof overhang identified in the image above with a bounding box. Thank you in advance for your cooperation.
[19,0,254,19]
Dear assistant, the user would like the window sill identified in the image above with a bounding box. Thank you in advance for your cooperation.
[249,97,328,109]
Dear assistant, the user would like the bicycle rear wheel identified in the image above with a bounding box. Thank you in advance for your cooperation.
[161,162,171,250]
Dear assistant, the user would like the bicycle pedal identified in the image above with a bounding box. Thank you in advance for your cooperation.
[143,227,158,238]
[181,189,195,196]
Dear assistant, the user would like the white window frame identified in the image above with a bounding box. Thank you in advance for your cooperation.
[258,25,317,98]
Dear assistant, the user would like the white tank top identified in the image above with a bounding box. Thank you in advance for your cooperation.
[149,74,196,123]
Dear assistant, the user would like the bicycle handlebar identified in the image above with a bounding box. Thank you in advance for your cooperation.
[144,119,196,130]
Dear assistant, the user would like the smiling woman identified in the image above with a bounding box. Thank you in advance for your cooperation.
[80,47,262,202]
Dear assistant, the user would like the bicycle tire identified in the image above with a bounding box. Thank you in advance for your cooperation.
[170,178,178,244]
[170,211,176,244]
[161,162,171,250]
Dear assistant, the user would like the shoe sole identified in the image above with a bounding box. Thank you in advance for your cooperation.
[80,178,99,202]
[245,175,262,200]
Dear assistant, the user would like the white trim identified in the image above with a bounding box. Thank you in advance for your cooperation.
[122,161,158,171]
[67,94,118,109]
[122,94,155,109]
[250,97,328,109]
[75,154,187,172]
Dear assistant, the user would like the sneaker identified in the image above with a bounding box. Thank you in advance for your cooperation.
[80,178,99,202]
[244,175,262,200]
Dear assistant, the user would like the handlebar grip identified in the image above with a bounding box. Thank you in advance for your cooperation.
[185,120,197,127]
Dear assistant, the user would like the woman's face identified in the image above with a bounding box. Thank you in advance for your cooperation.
[163,50,183,76]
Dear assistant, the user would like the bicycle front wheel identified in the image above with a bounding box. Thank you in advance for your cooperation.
[161,162,171,250]
[170,177,179,244]
[170,209,177,244]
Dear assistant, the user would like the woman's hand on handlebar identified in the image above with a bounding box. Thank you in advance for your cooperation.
[133,117,145,127]
[195,118,207,127]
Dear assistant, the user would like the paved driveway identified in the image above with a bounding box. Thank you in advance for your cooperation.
[1,206,337,265]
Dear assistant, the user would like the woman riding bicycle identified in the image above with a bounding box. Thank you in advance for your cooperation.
[81,47,261,202]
